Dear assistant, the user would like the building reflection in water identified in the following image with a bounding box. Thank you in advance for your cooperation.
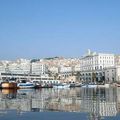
[0,87,119,119]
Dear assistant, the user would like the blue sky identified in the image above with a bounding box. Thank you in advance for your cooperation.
[0,0,120,60]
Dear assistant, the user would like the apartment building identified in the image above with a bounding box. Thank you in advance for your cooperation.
[31,62,48,75]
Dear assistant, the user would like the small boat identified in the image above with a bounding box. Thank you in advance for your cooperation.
[33,82,53,88]
[70,82,82,87]
[1,82,18,89]
[75,82,82,87]
[17,82,35,89]
[81,84,97,88]
[53,83,70,89]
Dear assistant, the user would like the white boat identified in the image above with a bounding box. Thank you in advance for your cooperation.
[17,82,35,89]
[53,83,70,89]
[81,84,97,88]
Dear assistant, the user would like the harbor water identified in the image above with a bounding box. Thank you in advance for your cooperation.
[0,87,120,120]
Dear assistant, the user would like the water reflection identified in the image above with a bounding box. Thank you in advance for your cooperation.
[0,87,119,119]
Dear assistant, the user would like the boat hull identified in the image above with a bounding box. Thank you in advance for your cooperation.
[82,84,97,88]
[1,82,18,89]
[53,84,70,89]
[17,83,35,89]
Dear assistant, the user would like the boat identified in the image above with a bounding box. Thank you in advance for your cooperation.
[32,80,53,88]
[17,82,35,89]
[81,83,97,88]
[70,82,82,87]
[1,82,18,89]
[53,83,70,89]
[75,82,83,87]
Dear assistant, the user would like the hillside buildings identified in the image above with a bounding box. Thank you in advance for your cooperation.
[0,50,120,83]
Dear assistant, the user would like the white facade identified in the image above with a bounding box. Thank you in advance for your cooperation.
[73,64,81,72]
[115,66,120,82]
[48,67,59,73]
[79,50,115,83]
[104,67,116,83]
[31,62,48,75]
[80,50,115,71]
[104,66,120,83]
[59,66,72,73]
[0,62,5,73]
[6,59,31,74]
[115,55,120,66]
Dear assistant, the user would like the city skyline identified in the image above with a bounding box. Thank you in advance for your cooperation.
[0,0,120,60]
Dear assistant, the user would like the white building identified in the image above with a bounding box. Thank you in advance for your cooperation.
[115,66,120,82]
[0,62,5,74]
[48,67,59,73]
[115,55,120,66]
[102,66,120,83]
[31,62,48,75]
[73,64,81,72]
[6,59,31,74]
[80,50,115,83]
[80,49,115,71]
[59,66,73,73]
[104,67,116,83]
[58,66,73,80]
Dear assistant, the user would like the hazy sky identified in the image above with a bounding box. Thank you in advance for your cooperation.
[0,0,120,60]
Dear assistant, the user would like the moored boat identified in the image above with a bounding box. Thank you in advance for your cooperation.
[70,82,82,87]
[53,83,70,89]
[81,84,97,88]
[17,82,35,89]
[1,82,18,89]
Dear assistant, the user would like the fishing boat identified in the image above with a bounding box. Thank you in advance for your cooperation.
[53,83,70,89]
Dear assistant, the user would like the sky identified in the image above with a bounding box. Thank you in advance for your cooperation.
[0,0,120,60]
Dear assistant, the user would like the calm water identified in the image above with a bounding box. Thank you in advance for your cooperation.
[0,87,120,120]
